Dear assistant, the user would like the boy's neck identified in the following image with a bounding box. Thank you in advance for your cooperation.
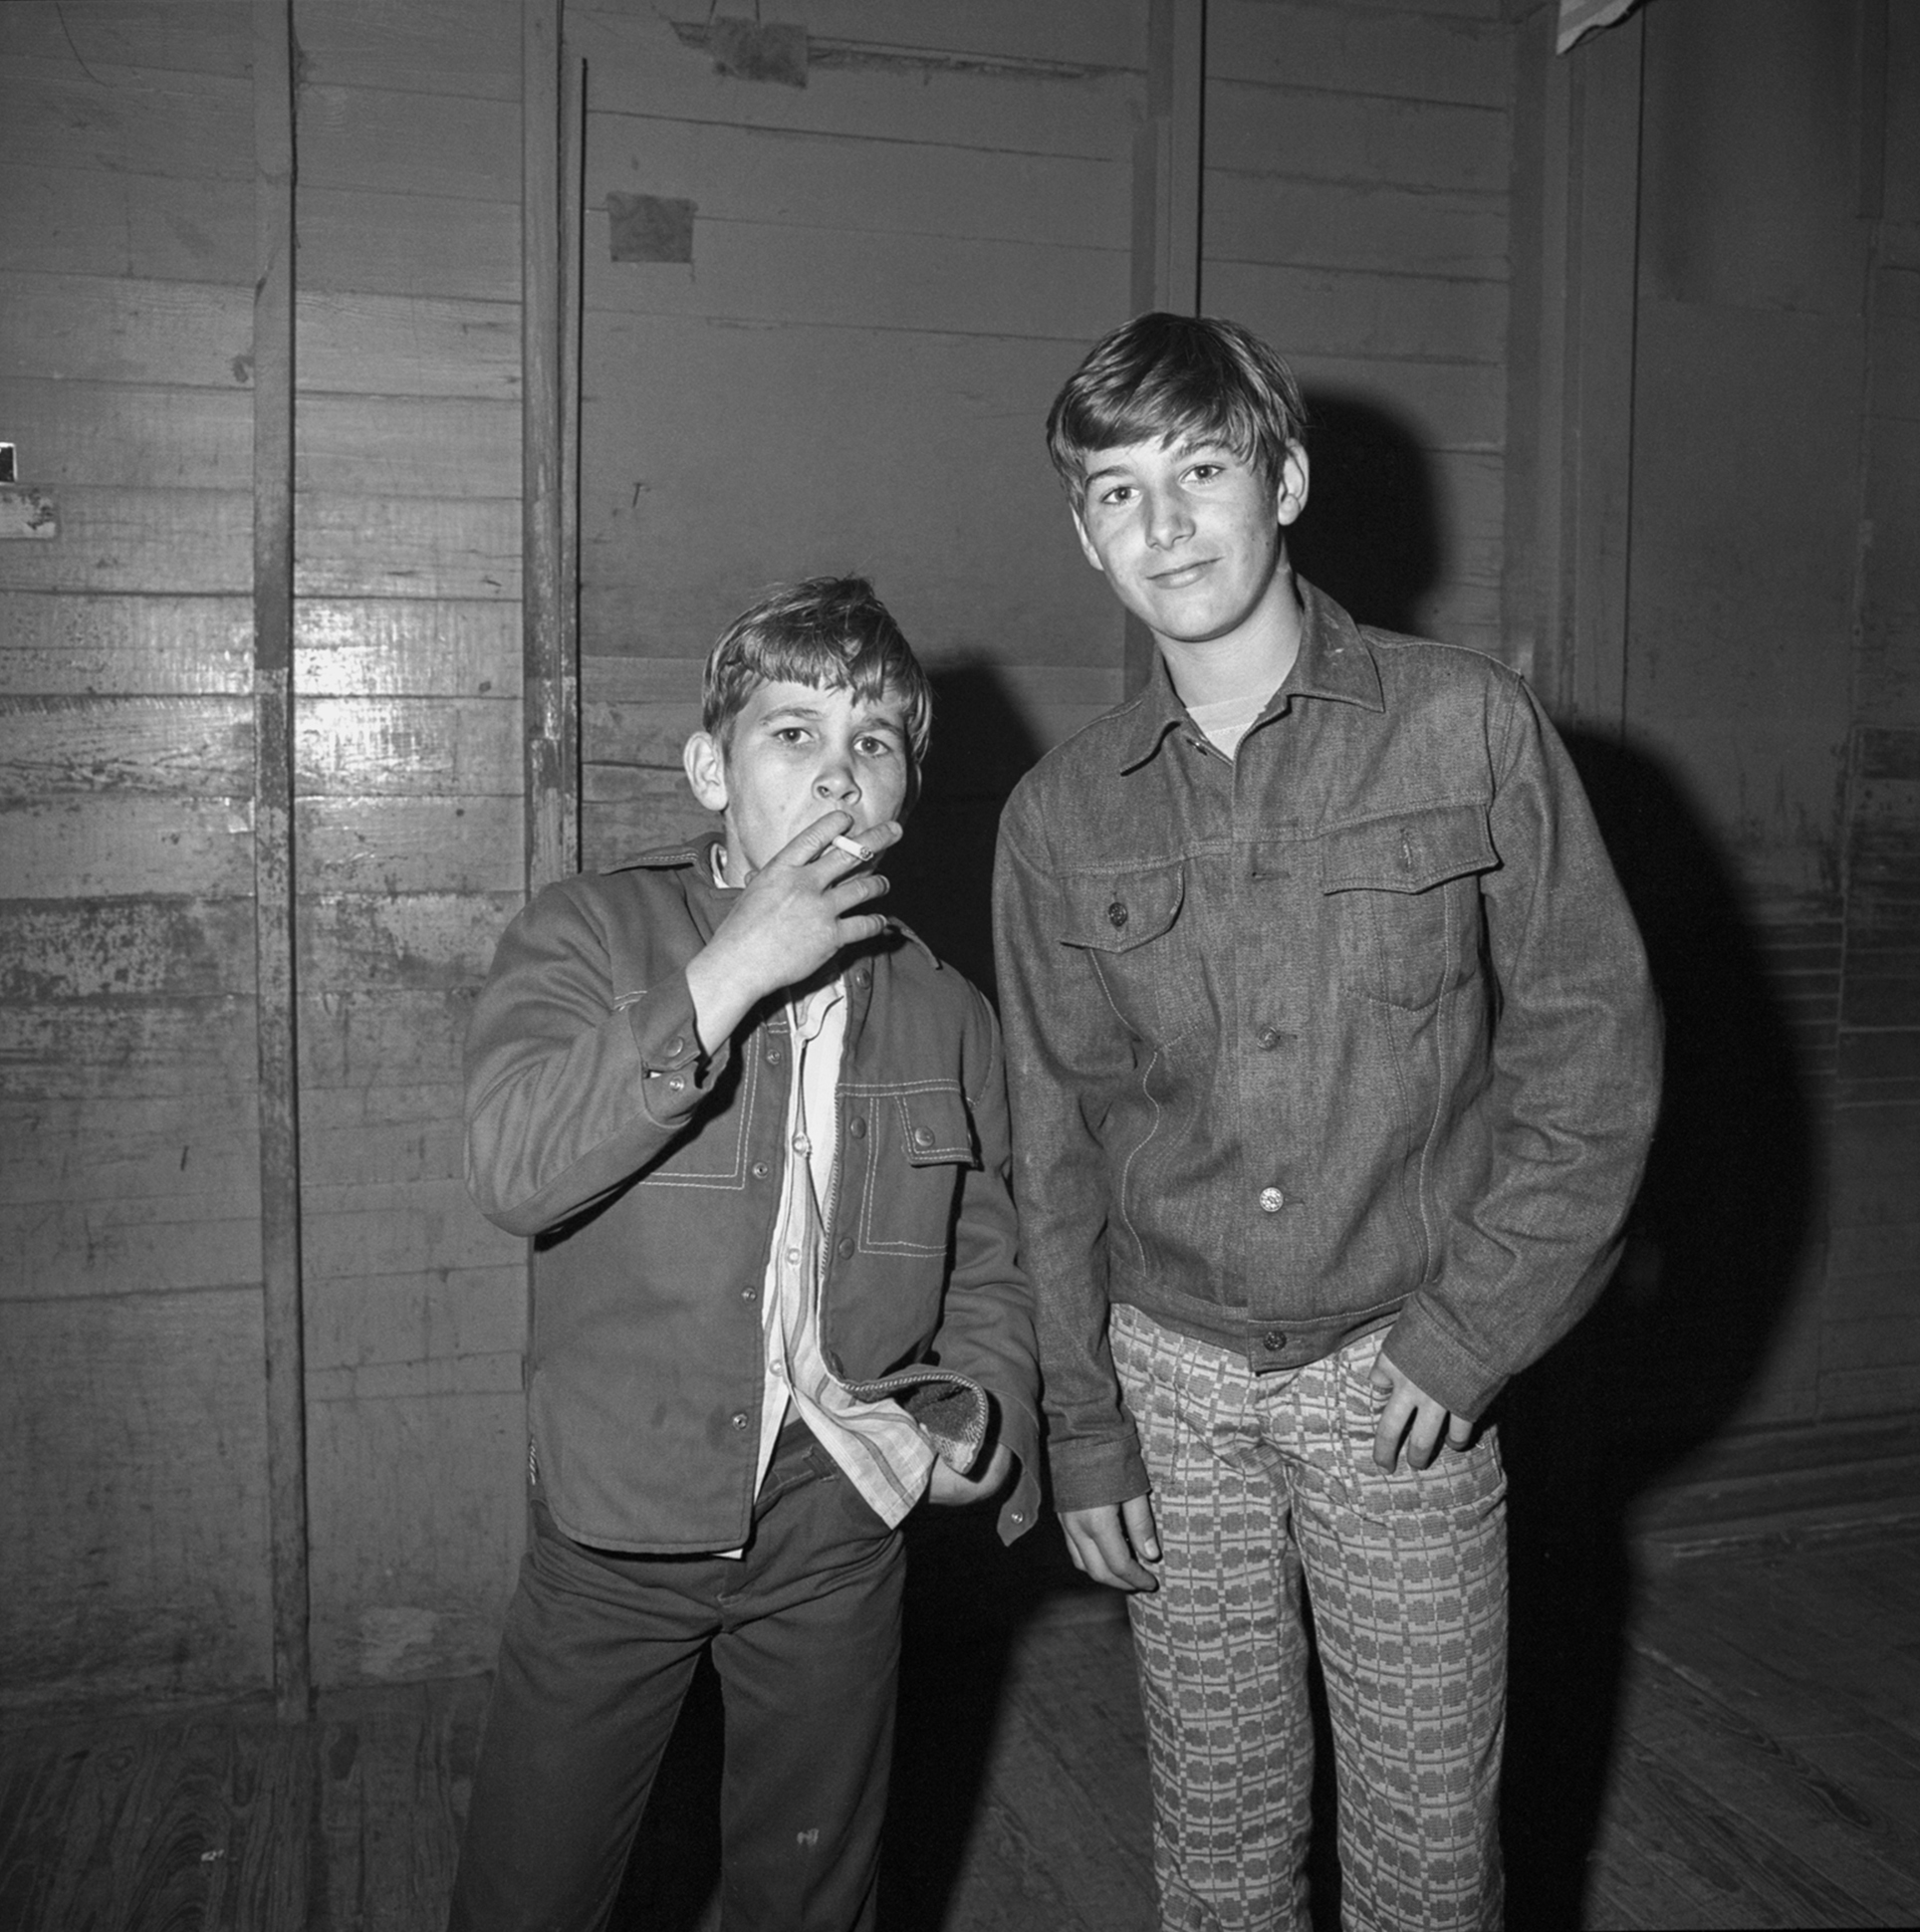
[1154,567,1305,711]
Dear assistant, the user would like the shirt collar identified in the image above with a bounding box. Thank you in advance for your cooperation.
[1114,578,1385,773]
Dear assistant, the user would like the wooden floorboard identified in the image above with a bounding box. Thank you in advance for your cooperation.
[2,1522,1917,1929]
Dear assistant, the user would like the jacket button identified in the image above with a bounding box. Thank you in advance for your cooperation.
[1107,900,1128,929]
[1258,1026,1283,1050]
[666,1076,685,1093]
[1010,1511,1026,1526]
[837,1237,854,1260]
[765,1047,783,1067]
[730,1411,749,1430]
[848,1116,866,1139]
[665,1035,686,1058]
[911,1125,934,1149]
[1259,1186,1285,1213]
[853,968,870,989]
[741,1285,759,1304]
[1264,1329,1287,1351]
[751,1160,770,1179]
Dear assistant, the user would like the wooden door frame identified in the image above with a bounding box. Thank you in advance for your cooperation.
[1124,0,1207,692]
[523,0,584,897]
[1503,1,1647,733]
[253,0,310,1723]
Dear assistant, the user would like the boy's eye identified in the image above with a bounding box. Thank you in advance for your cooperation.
[1097,484,1135,508]
[856,735,897,758]
[1186,462,1223,483]
[773,726,809,745]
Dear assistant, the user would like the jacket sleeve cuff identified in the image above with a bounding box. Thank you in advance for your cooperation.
[1046,1429,1150,1517]
[624,971,730,1126]
[1380,1299,1507,1422]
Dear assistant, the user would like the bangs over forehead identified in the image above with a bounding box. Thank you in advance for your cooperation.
[1047,312,1308,499]
[702,576,931,763]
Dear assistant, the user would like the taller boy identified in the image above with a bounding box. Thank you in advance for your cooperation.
[993,314,1661,1928]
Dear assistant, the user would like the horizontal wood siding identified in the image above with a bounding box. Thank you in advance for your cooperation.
[0,0,271,1710]
[572,2,1136,912]
[1202,0,1513,659]
[292,0,527,1689]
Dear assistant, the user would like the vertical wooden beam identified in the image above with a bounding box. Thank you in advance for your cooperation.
[561,50,585,787]
[1125,0,1207,691]
[524,0,579,896]
[252,0,309,1721]
[1503,4,1645,729]
[1132,0,1206,319]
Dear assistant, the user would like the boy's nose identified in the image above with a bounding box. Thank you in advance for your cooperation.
[1144,488,1193,549]
[815,767,858,801]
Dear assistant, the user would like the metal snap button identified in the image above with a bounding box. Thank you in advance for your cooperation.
[1264,1329,1287,1351]
[1107,900,1128,929]
[1259,1186,1285,1213]
[730,1411,749,1430]
[912,1125,934,1148]
[848,1116,866,1139]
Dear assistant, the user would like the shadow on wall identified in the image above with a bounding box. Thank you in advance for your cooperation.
[883,662,1047,1002]
[1501,730,1820,1926]
[1290,390,1444,638]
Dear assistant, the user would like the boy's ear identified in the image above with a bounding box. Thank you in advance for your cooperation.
[682,731,729,813]
[1070,503,1106,575]
[1275,441,1310,529]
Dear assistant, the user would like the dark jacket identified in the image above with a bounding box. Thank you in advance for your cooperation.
[465,844,1042,1553]
[993,584,1662,1514]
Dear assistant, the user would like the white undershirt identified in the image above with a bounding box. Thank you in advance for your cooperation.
[1185,687,1272,759]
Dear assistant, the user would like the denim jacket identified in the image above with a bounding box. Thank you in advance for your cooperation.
[992,584,1661,1514]
[465,845,1042,1553]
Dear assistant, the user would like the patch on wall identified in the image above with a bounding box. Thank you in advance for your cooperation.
[710,19,808,88]
[358,1605,445,1679]
[607,192,696,265]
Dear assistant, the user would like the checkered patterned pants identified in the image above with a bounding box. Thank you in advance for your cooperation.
[1110,1305,1507,1932]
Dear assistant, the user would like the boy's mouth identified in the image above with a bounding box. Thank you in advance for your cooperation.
[1150,560,1214,589]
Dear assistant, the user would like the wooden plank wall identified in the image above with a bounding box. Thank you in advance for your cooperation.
[1203,0,1513,662]
[0,0,277,1709]
[569,1,1144,984]
[290,0,529,1688]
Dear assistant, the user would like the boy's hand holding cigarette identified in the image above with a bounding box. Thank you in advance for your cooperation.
[685,811,901,1049]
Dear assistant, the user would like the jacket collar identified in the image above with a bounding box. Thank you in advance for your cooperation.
[1114,578,1385,774]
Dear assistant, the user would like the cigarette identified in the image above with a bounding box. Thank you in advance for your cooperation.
[831,834,874,863]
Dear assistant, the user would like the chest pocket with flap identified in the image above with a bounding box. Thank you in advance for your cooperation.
[854,1082,977,1260]
[1319,802,1496,1010]
[1056,860,1197,1047]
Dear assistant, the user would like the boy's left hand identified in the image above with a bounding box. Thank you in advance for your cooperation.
[927,1441,1013,1507]
[1367,1350,1473,1472]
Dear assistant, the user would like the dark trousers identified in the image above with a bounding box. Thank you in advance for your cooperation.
[447,1423,905,1932]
